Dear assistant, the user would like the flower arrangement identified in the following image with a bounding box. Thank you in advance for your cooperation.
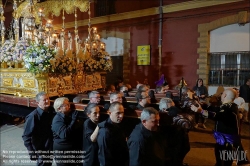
[12,39,29,62]
[50,48,76,73]
[0,39,15,63]
[23,43,56,74]
[83,51,113,72]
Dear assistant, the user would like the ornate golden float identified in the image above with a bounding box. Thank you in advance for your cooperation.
[0,0,112,98]
[0,67,107,98]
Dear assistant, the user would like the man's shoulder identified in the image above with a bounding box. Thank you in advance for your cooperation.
[130,124,143,137]
[98,120,108,129]
[98,119,117,135]
[128,125,144,142]
[97,121,110,141]
[26,108,39,119]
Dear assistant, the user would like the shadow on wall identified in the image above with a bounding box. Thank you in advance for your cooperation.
[162,52,174,87]
[174,65,184,78]
[146,48,163,88]
[131,56,144,86]
[173,65,184,87]
[131,55,159,88]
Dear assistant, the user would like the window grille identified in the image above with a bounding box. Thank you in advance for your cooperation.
[209,51,250,86]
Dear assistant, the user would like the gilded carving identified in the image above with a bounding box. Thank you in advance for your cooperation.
[35,73,48,78]
[0,68,106,97]
[23,79,35,88]
[3,78,13,86]
[49,78,58,87]
[1,62,7,68]
[77,75,83,82]
[101,76,106,88]
[86,75,94,88]
[57,75,66,87]
[1,73,33,78]
[92,73,102,89]
[14,84,21,87]
[63,76,72,86]
[73,74,84,93]
[39,81,47,92]
[57,83,64,97]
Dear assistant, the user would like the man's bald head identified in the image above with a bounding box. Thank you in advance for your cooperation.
[221,88,236,103]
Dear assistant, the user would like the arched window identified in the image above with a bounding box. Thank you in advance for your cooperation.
[209,23,250,86]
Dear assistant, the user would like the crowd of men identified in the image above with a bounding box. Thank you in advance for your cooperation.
[21,77,250,166]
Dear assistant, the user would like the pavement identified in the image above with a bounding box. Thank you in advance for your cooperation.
[184,119,250,166]
[0,118,249,166]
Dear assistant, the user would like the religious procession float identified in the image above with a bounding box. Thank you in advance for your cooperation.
[0,0,113,98]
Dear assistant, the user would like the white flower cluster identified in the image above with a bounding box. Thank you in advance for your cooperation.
[12,40,29,62]
[23,43,56,74]
[0,40,15,63]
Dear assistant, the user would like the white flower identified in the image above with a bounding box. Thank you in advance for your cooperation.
[25,63,30,68]
[40,55,45,59]
[38,64,43,68]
